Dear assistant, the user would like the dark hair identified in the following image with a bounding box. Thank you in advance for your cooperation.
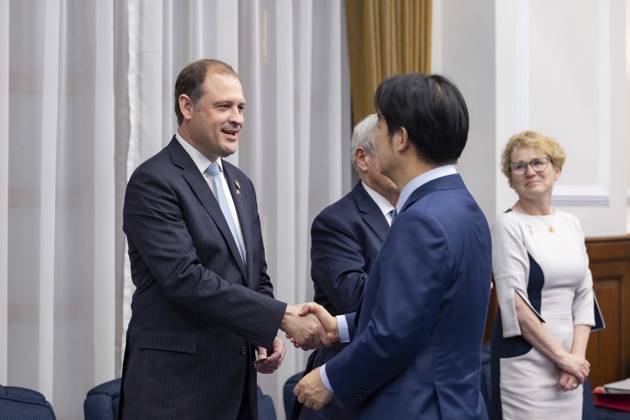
[374,73,469,165]
[174,59,238,125]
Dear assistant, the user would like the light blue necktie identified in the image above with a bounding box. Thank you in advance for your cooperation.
[207,162,245,262]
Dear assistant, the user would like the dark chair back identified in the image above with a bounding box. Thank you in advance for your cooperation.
[0,384,56,419]
[257,386,277,420]
[84,378,120,420]
[283,371,303,419]
[84,378,276,420]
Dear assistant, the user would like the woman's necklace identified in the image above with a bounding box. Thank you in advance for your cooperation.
[543,220,556,234]
[515,202,556,234]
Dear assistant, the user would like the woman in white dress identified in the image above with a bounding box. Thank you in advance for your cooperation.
[490,131,603,420]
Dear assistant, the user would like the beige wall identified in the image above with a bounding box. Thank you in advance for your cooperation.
[434,0,628,237]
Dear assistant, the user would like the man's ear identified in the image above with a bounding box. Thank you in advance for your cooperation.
[178,94,195,122]
[354,147,369,172]
[396,127,410,153]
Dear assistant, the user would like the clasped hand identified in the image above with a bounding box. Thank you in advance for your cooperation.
[282,303,339,350]
[557,352,590,392]
[290,303,338,410]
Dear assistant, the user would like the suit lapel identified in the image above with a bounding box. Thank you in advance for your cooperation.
[352,182,390,326]
[353,183,389,243]
[168,139,247,281]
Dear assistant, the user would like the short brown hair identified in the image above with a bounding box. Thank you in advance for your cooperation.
[501,130,566,179]
[174,59,238,125]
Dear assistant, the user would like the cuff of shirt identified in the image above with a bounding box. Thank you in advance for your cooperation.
[337,315,350,342]
[320,364,334,393]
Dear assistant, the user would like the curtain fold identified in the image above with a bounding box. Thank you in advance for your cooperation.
[237,0,351,405]
[5,1,117,419]
[0,0,9,385]
[345,0,432,124]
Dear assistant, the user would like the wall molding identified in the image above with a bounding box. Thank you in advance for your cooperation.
[552,184,610,207]
[514,0,613,209]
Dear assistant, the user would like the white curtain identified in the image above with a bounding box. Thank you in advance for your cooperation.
[2,1,349,419]
[122,0,351,416]
[237,0,351,408]
[3,1,117,420]
[0,0,9,390]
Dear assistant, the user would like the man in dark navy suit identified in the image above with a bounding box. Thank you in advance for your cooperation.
[118,59,328,420]
[294,74,492,420]
[295,114,398,420]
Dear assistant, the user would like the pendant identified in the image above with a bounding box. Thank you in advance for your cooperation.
[548,226,556,233]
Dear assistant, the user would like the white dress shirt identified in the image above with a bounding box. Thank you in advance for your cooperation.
[362,181,395,226]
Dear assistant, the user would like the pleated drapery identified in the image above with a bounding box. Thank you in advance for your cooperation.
[345,0,432,124]
[1,1,351,419]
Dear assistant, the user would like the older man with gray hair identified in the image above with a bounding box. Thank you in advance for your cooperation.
[292,114,399,420]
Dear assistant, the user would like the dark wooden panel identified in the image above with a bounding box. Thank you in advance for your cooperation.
[588,277,622,387]
[586,236,630,387]
[484,235,630,387]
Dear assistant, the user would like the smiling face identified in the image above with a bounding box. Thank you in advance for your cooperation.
[509,146,560,201]
[180,71,245,161]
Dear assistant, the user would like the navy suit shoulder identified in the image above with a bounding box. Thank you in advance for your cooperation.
[311,182,388,315]
[326,174,491,420]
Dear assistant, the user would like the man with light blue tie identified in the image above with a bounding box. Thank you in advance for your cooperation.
[294,73,492,419]
[119,59,329,420]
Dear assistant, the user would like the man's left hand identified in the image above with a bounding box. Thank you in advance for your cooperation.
[254,337,285,374]
[293,367,333,411]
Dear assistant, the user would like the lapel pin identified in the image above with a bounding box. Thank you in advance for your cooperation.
[234,179,241,195]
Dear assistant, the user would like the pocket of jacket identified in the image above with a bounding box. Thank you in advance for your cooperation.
[137,328,198,354]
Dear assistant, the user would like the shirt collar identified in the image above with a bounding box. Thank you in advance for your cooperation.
[361,181,395,220]
[175,132,223,174]
[396,164,457,213]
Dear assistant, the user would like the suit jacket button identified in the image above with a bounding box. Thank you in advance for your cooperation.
[240,345,247,355]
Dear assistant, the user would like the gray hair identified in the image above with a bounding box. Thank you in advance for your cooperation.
[351,113,378,169]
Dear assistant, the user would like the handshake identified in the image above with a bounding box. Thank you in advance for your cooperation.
[280,303,339,350]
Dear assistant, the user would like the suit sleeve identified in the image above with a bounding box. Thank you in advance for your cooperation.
[325,212,453,405]
[491,215,545,338]
[123,167,286,348]
[311,211,368,313]
[568,215,604,330]
[346,312,357,339]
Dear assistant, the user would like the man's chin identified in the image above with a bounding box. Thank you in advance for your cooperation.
[219,145,239,158]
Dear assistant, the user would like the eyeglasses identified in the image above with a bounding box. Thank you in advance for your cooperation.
[509,156,551,175]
